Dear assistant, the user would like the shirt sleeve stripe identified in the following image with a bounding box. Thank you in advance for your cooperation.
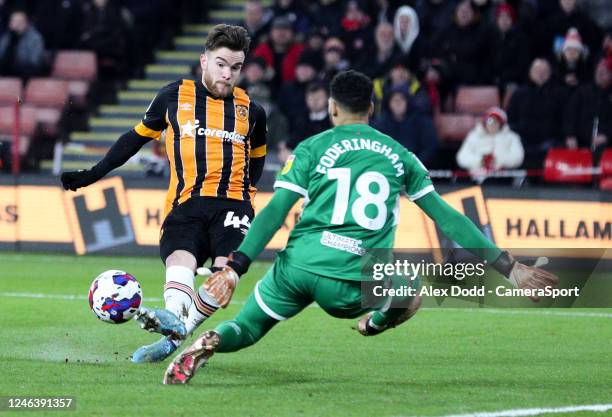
[250,144,267,158]
[408,184,435,201]
[274,180,308,197]
[134,122,162,140]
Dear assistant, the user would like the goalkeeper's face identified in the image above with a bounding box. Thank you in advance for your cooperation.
[200,47,245,98]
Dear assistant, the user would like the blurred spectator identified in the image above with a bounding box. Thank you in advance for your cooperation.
[252,16,304,94]
[372,88,438,165]
[321,36,350,87]
[507,58,567,167]
[239,57,288,150]
[240,0,272,50]
[0,10,45,78]
[33,0,83,51]
[490,3,530,90]
[536,0,602,57]
[79,0,129,82]
[339,0,373,63]
[431,0,492,87]
[456,107,524,177]
[414,0,458,50]
[278,49,321,131]
[356,21,399,79]
[287,81,331,149]
[373,62,431,115]
[581,0,612,33]
[564,57,612,161]
[393,5,423,69]
[555,28,592,90]
[271,0,310,34]
[312,0,346,37]
[470,0,494,22]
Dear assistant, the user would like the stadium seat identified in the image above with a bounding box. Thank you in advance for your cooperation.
[0,77,22,106]
[52,51,96,110]
[434,113,476,142]
[544,148,593,183]
[24,78,69,109]
[68,80,91,110]
[0,105,37,156]
[24,78,69,138]
[455,86,500,115]
[51,51,97,81]
[599,149,612,190]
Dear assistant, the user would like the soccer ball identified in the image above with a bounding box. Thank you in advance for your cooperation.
[88,270,142,324]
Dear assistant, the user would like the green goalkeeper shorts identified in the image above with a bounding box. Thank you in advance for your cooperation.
[253,253,418,321]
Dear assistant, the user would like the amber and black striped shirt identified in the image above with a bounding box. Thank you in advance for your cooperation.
[133,79,267,216]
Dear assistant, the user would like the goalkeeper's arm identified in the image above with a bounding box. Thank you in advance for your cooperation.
[61,130,151,191]
[415,191,558,300]
[224,188,301,276]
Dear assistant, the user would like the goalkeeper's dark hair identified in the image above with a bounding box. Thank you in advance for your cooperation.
[329,70,373,114]
[204,24,251,55]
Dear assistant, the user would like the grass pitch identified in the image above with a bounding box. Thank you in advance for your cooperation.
[0,252,610,417]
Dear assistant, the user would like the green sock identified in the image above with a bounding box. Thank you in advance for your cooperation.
[215,320,253,353]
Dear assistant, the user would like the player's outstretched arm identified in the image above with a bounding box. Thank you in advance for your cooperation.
[415,191,559,301]
[203,188,301,307]
[61,130,151,191]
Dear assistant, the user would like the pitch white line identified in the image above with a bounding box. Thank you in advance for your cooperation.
[1,293,611,318]
[400,403,612,417]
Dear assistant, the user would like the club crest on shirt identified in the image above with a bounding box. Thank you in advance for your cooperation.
[235,105,248,121]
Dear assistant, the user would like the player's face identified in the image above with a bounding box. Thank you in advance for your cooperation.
[201,47,245,98]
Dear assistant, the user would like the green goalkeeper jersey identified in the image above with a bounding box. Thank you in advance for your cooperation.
[274,123,434,280]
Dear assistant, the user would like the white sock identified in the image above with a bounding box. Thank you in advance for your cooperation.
[163,265,195,321]
[184,286,220,335]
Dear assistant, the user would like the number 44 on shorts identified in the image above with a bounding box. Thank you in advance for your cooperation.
[224,211,251,231]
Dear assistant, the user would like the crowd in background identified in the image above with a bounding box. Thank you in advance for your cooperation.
[232,0,612,172]
[0,0,611,173]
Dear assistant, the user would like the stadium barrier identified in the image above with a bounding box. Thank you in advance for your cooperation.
[0,176,610,259]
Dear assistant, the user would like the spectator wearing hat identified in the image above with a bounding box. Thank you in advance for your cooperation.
[555,28,593,89]
[240,0,273,50]
[457,107,524,177]
[252,15,305,94]
[372,88,438,165]
[564,57,612,161]
[393,6,424,69]
[0,10,45,78]
[490,3,530,90]
[536,0,602,58]
[507,57,567,167]
[355,21,400,79]
[339,0,373,63]
[277,49,322,131]
[372,62,432,116]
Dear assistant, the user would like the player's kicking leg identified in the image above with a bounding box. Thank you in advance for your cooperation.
[163,288,281,384]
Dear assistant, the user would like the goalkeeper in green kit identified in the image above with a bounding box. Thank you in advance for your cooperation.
[163,70,559,385]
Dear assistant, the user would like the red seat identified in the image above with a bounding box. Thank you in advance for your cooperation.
[0,77,22,106]
[51,50,97,81]
[24,78,68,138]
[24,78,69,109]
[599,149,612,190]
[455,86,500,115]
[435,113,476,142]
[0,105,37,156]
[544,148,593,183]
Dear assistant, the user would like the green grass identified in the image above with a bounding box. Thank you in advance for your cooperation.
[0,253,610,417]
